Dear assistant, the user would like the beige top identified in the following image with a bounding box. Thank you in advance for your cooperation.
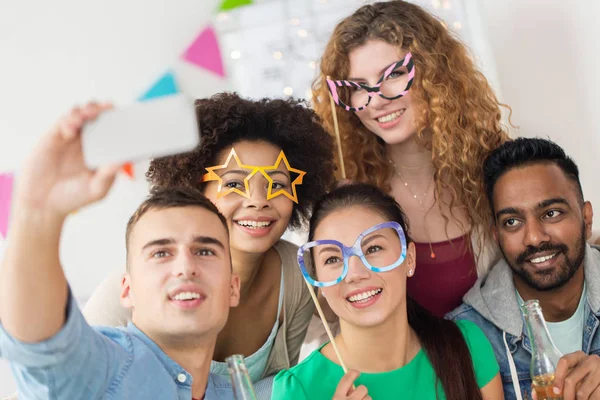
[82,239,314,379]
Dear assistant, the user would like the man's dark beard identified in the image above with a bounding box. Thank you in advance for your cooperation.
[501,224,586,291]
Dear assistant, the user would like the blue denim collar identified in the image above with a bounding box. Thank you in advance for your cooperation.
[463,245,600,338]
[126,322,193,388]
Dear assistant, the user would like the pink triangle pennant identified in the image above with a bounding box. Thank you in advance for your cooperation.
[182,25,226,78]
[0,172,14,239]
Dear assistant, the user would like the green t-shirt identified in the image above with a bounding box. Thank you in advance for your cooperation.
[272,320,498,400]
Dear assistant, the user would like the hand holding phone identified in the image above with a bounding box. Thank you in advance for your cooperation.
[16,103,121,218]
[82,93,201,168]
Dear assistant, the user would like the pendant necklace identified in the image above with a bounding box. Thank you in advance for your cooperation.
[389,159,437,259]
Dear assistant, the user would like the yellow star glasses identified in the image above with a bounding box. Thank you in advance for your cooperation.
[201,148,306,204]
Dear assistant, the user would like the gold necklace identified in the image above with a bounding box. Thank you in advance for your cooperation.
[389,159,437,259]
[392,162,430,171]
[389,160,434,212]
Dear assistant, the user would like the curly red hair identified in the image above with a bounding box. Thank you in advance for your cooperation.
[313,0,511,244]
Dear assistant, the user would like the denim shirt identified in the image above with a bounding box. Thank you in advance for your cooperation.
[447,245,600,400]
[0,293,235,400]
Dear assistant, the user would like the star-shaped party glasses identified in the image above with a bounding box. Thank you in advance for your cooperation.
[202,148,306,203]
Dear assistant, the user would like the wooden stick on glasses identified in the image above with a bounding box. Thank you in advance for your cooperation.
[326,76,347,180]
[302,279,350,373]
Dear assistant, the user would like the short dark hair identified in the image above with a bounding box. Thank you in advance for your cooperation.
[125,187,228,268]
[483,137,583,212]
[146,92,336,229]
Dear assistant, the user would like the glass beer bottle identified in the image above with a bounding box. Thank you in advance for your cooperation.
[521,300,564,400]
[226,354,258,400]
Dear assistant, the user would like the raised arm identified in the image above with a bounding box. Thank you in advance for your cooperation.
[0,103,119,343]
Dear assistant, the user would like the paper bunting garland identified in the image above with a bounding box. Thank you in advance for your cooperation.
[182,26,225,78]
[0,172,14,239]
[121,71,182,174]
[219,0,253,11]
[121,162,135,179]
[138,71,180,101]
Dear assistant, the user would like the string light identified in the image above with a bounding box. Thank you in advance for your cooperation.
[218,0,468,103]
[217,12,229,22]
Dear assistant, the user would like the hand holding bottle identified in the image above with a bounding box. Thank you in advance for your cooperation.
[551,351,600,400]
[521,300,564,400]
[333,370,371,400]
[227,355,258,400]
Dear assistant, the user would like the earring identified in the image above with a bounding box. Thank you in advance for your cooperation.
[408,269,414,276]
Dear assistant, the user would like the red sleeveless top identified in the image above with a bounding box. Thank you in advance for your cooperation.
[406,234,477,317]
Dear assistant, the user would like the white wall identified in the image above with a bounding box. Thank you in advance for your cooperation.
[476,0,600,228]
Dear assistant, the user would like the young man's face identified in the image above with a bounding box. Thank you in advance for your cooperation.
[121,206,240,342]
[492,163,593,291]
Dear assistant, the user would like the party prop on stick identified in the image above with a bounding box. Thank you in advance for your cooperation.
[325,55,416,181]
[302,279,350,374]
[297,221,408,382]
[202,148,306,203]
[326,75,346,180]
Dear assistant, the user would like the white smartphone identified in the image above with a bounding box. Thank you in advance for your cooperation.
[82,93,201,168]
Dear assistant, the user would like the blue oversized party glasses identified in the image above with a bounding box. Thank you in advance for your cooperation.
[297,221,407,288]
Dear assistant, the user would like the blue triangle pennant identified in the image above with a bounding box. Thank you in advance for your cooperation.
[138,71,180,101]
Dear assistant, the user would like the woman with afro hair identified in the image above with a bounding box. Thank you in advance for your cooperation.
[312,0,512,318]
[83,92,336,397]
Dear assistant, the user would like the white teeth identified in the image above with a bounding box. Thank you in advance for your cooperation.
[236,220,272,229]
[172,292,201,301]
[347,288,383,303]
[377,109,405,123]
[530,253,558,264]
